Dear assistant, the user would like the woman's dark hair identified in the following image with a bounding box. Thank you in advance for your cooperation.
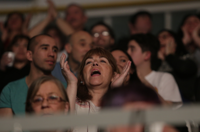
[90,21,115,40]
[158,29,188,56]
[101,83,161,108]
[77,48,119,102]
[177,13,200,39]
[7,34,30,51]
[4,12,24,28]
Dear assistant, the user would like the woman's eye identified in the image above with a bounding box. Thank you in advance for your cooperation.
[100,60,106,63]
[33,98,43,103]
[121,59,126,63]
[49,96,58,100]
[42,47,47,50]
[86,61,92,65]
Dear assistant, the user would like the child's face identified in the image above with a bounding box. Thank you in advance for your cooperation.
[127,40,146,67]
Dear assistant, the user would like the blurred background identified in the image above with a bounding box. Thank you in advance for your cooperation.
[0,0,199,41]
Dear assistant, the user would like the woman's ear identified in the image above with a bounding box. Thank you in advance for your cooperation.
[26,51,33,61]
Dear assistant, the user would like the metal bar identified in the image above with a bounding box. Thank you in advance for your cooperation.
[0,105,200,131]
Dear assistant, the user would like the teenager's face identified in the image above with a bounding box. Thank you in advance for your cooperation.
[31,36,58,73]
[127,40,146,67]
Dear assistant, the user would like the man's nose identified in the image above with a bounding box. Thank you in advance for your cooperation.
[48,50,55,57]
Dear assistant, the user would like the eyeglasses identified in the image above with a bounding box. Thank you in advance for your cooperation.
[31,95,66,106]
[93,31,110,38]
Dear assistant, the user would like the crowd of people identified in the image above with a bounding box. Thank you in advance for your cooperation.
[0,0,200,132]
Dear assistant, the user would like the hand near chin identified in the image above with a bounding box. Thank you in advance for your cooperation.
[165,38,176,56]
[111,61,131,88]
[181,25,192,45]
[60,53,77,85]
[192,23,200,48]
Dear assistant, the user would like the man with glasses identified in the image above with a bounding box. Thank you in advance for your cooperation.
[90,21,115,51]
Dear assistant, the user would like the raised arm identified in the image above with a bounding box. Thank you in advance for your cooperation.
[192,23,200,48]
[181,25,192,46]
[21,14,32,35]
[28,5,52,38]
[48,0,74,36]
[60,54,78,113]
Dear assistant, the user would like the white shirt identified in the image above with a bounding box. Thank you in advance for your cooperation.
[145,71,182,102]
[73,100,100,132]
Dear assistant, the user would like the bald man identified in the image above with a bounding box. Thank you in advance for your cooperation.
[52,31,93,82]
[0,34,67,116]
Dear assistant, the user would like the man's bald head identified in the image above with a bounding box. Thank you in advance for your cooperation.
[69,31,92,46]
[65,30,93,64]
[27,34,53,52]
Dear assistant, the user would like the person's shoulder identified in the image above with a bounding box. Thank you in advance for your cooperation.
[152,71,173,78]
[2,77,26,91]
[61,82,67,89]
[7,77,26,85]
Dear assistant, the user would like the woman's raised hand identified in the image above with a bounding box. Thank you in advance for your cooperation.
[60,53,78,85]
[165,38,176,56]
[192,23,200,48]
[22,14,32,35]
[47,0,58,19]
[181,25,192,45]
[111,61,131,88]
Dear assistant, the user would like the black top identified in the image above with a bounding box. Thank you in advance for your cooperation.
[153,54,197,102]
[0,63,30,93]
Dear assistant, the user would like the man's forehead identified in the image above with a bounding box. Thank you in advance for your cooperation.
[66,5,83,13]
[37,35,55,43]
[35,35,56,47]
[93,25,108,31]
[72,32,92,41]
